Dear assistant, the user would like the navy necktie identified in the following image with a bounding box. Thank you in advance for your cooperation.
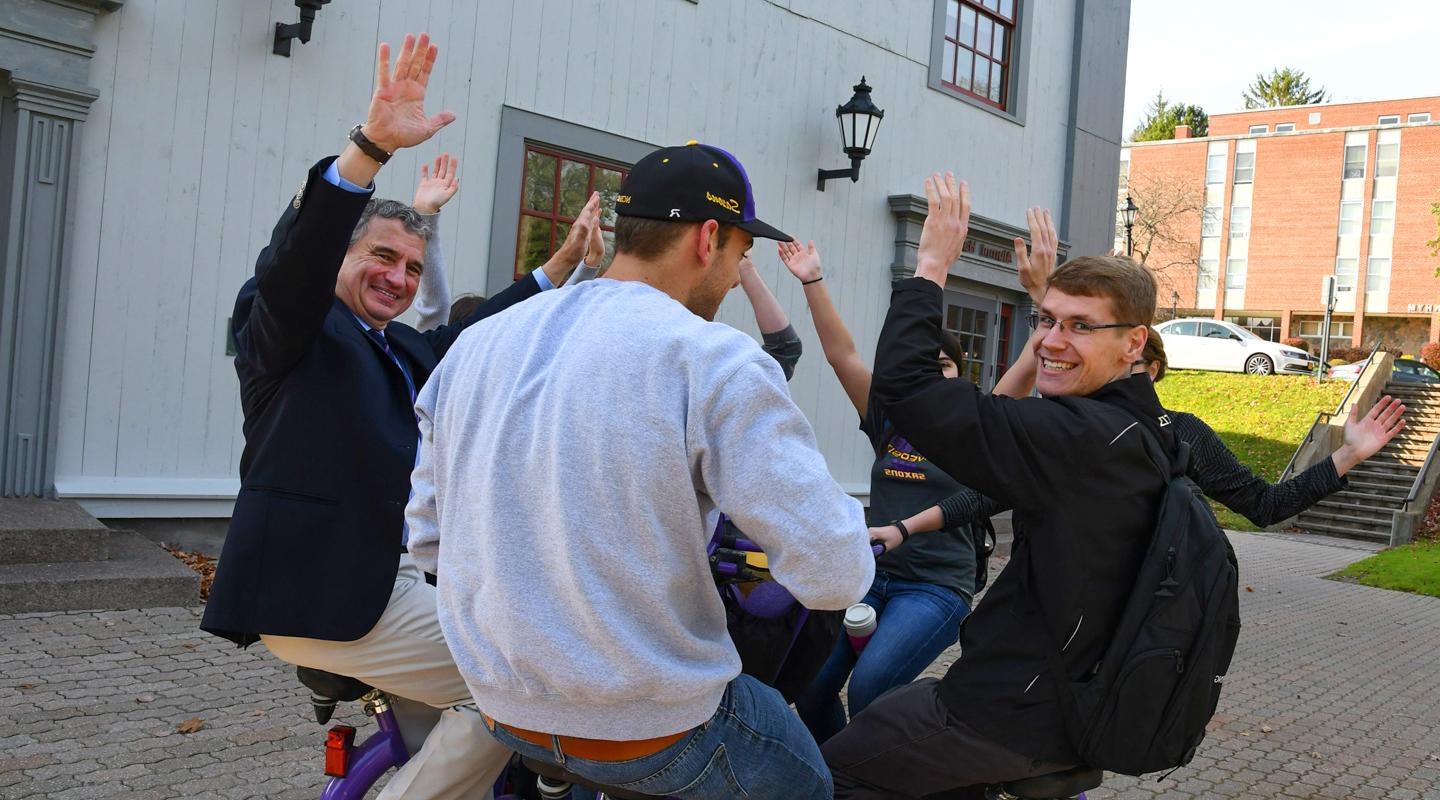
[366,328,416,403]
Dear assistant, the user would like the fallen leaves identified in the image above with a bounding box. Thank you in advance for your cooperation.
[161,544,217,601]
[176,718,205,734]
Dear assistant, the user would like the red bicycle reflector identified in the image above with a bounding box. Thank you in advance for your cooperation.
[324,725,356,778]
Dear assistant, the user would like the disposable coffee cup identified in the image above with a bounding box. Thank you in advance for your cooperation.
[845,603,878,654]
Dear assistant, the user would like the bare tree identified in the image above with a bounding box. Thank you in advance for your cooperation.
[1124,172,1205,300]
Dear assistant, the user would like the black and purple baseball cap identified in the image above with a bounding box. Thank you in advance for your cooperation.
[614,141,790,241]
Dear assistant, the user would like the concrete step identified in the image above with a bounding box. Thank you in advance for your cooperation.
[1291,517,1392,543]
[1349,463,1420,480]
[0,498,109,564]
[1322,491,1406,511]
[1344,478,1412,496]
[1296,508,1392,534]
[0,529,199,613]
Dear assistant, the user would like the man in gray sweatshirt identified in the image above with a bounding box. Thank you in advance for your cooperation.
[406,142,879,799]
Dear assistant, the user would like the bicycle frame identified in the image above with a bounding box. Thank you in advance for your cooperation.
[319,690,409,800]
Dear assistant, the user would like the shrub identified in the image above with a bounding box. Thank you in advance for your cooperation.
[1422,342,1440,372]
[1282,337,1310,354]
[1328,346,1367,363]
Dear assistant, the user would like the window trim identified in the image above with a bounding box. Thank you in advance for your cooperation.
[928,0,1031,125]
[1408,112,1431,123]
[486,107,657,294]
[514,145,629,281]
[1274,122,1295,133]
[1378,115,1400,125]
[1248,124,1268,134]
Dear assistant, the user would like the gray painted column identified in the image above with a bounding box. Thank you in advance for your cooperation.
[0,0,120,496]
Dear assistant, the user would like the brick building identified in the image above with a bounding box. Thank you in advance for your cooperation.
[1121,97,1440,353]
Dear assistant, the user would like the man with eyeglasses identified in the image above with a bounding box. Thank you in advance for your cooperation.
[822,173,1174,799]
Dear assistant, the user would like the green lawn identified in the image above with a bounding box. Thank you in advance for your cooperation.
[1155,371,1348,531]
[1332,542,1440,598]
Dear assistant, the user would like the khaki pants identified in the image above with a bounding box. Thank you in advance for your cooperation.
[262,556,509,800]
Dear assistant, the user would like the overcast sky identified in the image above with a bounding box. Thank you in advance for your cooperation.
[1122,0,1440,134]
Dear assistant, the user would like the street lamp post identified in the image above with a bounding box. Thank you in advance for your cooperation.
[1171,290,1179,321]
[1121,195,1139,258]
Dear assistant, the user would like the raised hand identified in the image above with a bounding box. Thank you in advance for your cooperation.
[362,33,456,154]
[412,154,459,214]
[585,203,606,267]
[778,239,822,283]
[915,171,970,287]
[1015,207,1057,305]
[541,192,600,285]
[1345,395,1405,459]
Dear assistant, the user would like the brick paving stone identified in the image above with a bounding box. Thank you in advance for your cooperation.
[0,531,1438,798]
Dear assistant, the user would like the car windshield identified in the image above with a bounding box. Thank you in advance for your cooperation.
[1230,326,1262,341]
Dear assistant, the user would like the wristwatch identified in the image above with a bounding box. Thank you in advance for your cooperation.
[348,124,392,165]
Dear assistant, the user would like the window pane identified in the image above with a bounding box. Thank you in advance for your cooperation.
[992,23,1006,62]
[959,6,976,46]
[559,160,590,218]
[976,16,993,56]
[956,49,973,90]
[943,42,956,84]
[515,215,552,276]
[973,57,989,97]
[594,168,624,226]
[999,0,1014,16]
[989,60,1003,102]
[1376,143,1399,177]
[523,151,557,212]
[983,0,1000,12]
[946,0,959,38]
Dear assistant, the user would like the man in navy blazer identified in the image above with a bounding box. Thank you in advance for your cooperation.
[200,33,592,798]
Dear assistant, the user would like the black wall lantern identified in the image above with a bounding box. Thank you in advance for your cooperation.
[817,77,885,191]
[274,0,332,57]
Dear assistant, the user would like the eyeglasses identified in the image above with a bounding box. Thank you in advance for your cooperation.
[1028,313,1143,336]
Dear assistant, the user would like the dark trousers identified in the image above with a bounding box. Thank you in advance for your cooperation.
[822,678,1073,800]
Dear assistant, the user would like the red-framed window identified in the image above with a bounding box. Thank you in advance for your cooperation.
[515,145,628,280]
[939,0,1015,110]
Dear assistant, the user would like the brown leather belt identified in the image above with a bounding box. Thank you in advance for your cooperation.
[481,713,690,762]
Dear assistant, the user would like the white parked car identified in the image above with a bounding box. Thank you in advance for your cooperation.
[1154,318,1318,376]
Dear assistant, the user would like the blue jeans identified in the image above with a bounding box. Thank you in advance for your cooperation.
[795,572,969,744]
[487,673,830,799]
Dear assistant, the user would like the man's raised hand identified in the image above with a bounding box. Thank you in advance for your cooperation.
[363,33,455,155]
[412,154,459,215]
[540,192,601,285]
[1015,207,1057,306]
[915,172,970,288]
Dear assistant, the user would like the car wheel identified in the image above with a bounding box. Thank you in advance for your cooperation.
[1245,354,1274,375]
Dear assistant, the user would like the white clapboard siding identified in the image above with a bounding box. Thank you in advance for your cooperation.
[55,0,1098,514]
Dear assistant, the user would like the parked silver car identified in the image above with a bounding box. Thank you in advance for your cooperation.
[1154,318,1318,375]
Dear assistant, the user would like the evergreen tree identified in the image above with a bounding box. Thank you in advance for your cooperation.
[1132,92,1209,142]
[1242,67,1329,109]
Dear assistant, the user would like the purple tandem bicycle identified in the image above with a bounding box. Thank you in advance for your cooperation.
[295,515,1098,800]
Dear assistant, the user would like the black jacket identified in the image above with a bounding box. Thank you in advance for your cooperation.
[201,157,541,646]
[871,278,1174,764]
[951,409,1348,531]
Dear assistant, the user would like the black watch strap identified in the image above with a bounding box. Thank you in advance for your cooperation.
[348,124,392,165]
[890,519,910,543]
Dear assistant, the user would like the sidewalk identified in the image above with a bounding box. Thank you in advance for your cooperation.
[2,532,1438,798]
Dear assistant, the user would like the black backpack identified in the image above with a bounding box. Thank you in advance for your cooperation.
[1039,427,1242,776]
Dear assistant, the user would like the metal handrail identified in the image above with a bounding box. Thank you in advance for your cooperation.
[1401,408,1440,506]
[1280,342,1386,481]
[1332,341,1385,416]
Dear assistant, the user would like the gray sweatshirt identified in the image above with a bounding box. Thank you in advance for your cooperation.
[406,278,873,739]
